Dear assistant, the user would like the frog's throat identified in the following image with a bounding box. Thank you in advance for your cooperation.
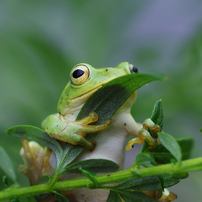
[60,84,103,117]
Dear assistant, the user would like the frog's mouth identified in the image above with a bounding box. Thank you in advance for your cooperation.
[67,84,104,113]
[71,84,104,100]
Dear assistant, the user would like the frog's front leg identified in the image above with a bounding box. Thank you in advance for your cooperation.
[126,118,160,150]
[42,112,111,149]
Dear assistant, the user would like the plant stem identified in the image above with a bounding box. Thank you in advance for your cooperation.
[0,157,202,201]
[54,157,202,191]
[47,168,61,190]
[0,184,46,201]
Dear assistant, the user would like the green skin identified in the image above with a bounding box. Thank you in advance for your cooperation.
[21,62,141,188]
[42,62,159,150]
[41,62,137,148]
[20,62,160,202]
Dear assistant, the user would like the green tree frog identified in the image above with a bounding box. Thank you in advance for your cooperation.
[20,62,162,202]
[41,62,140,149]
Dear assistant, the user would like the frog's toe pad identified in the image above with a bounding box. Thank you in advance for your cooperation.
[126,137,144,150]
[105,119,112,125]
[142,118,161,136]
[89,112,98,122]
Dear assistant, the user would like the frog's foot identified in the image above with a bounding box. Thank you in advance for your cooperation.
[53,112,111,149]
[75,112,99,124]
[76,112,112,133]
[72,112,112,149]
[19,139,54,185]
[126,118,160,150]
[126,136,145,150]
[142,118,161,136]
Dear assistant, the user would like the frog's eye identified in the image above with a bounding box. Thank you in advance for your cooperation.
[70,65,90,85]
[129,64,138,73]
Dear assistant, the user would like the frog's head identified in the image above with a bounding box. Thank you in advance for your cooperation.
[58,62,138,115]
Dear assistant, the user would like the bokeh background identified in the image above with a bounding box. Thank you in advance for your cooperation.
[0,1,202,201]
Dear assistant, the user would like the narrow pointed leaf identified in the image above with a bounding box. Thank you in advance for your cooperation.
[107,191,122,202]
[78,73,167,123]
[64,159,119,174]
[2,175,8,187]
[119,190,159,202]
[79,168,99,188]
[141,99,163,153]
[114,175,179,191]
[177,137,193,159]
[11,197,19,202]
[135,153,155,166]
[152,137,193,164]
[53,191,70,202]
[37,174,51,185]
[61,144,84,168]
[6,125,63,167]
[171,172,189,179]
[158,132,182,162]
[150,99,163,130]
[35,193,49,200]
[67,73,167,163]
[0,146,17,182]
[36,175,52,200]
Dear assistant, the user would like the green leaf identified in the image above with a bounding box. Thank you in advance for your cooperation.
[79,168,99,188]
[156,175,164,194]
[119,190,159,202]
[59,143,94,175]
[2,175,8,188]
[11,197,19,202]
[135,153,156,166]
[37,174,51,185]
[35,193,49,200]
[64,159,119,174]
[0,146,17,182]
[53,191,70,202]
[107,191,122,202]
[78,73,167,124]
[6,125,63,167]
[171,172,189,179]
[158,132,182,162]
[150,99,163,130]
[200,129,202,133]
[151,137,193,164]
[141,99,163,153]
[64,73,166,165]
[61,144,85,170]
[35,175,52,200]
[114,175,179,191]
[18,196,36,202]
[177,137,193,160]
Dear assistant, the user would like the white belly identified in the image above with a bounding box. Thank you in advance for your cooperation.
[60,111,141,202]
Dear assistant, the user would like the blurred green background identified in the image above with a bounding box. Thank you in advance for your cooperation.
[0,1,202,201]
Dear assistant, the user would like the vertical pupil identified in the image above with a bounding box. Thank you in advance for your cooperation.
[73,69,84,78]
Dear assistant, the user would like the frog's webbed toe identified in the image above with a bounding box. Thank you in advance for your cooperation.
[142,118,161,136]
[126,118,160,150]
[75,112,98,124]
[76,112,112,133]
[72,112,111,148]
[44,112,111,148]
